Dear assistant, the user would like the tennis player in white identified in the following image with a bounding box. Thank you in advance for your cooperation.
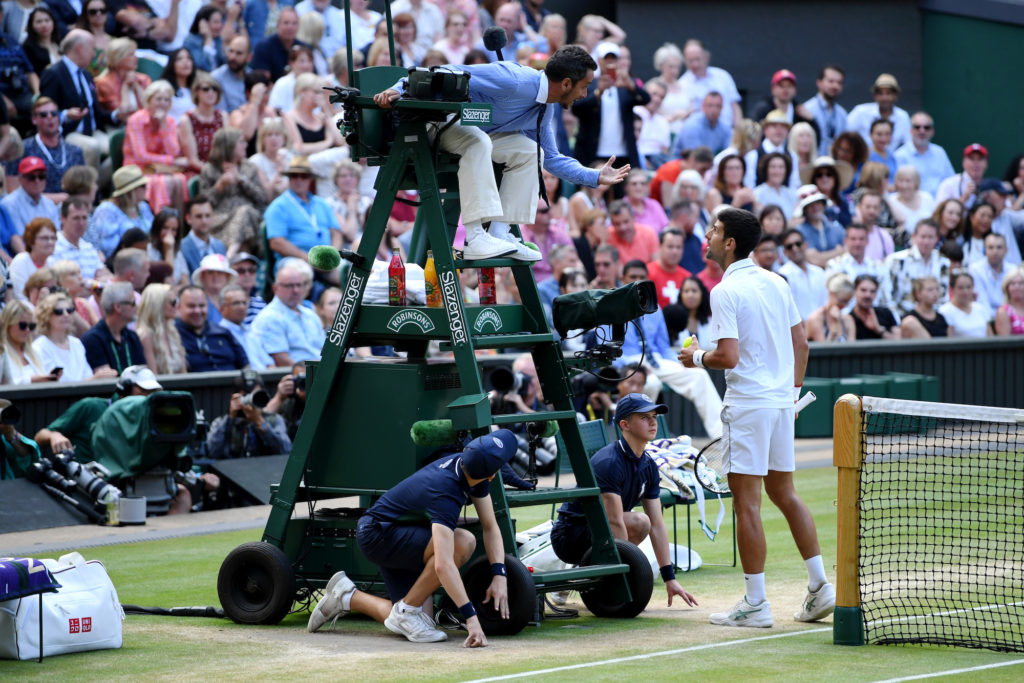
[679,207,835,628]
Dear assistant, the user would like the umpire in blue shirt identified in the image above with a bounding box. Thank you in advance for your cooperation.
[308,430,518,647]
[551,393,698,608]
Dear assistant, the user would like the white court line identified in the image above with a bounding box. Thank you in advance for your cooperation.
[873,658,1024,682]
[460,627,830,683]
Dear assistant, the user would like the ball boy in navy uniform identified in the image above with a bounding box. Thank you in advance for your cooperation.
[308,430,518,647]
[550,393,698,609]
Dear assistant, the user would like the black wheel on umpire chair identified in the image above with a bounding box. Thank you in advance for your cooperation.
[579,539,653,618]
[462,553,536,635]
[218,542,296,624]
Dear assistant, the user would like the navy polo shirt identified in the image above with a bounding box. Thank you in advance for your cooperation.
[366,455,491,530]
[175,319,249,372]
[556,438,661,523]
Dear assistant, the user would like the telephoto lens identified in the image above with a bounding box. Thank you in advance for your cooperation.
[52,453,121,507]
[27,459,76,493]
[241,389,270,409]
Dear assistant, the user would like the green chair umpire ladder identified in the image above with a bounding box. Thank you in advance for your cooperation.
[216,4,644,631]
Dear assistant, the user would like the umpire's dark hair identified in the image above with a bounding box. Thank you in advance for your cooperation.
[716,207,762,259]
[545,45,597,85]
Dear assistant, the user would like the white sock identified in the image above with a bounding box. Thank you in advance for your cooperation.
[805,555,828,591]
[488,220,511,240]
[465,220,485,242]
[744,572,766,605]
[397,600,418,613]
[340,590,353,611]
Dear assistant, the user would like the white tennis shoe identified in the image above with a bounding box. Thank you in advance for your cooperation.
[794,582,836,622]
[463,232,516,260]
[709,595,774,628]
[384,603,448,643]
[307,571,356,632]
[503,238,543,262]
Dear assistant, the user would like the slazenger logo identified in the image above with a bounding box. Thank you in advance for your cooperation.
[387,309,435,333]
[439,270,467,346]
[461,106,491,123]
[329,271,365,346]
[473,308,502,333]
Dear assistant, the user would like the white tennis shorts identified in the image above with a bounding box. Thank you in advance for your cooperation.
[720,405,795,476]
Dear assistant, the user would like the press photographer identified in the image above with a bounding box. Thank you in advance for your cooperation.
[0,399,40,480]
[206,372,292,460]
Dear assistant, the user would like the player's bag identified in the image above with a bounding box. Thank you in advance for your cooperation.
[0,552,124,660]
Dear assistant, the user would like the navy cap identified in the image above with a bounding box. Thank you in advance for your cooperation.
[461,429,518,479]
[978,178,1011,195]
[614,393,668,424]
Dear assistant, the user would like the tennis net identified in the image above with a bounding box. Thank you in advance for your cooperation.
[834,395,1024,652]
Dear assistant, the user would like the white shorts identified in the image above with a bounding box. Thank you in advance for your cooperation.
[720,405,795,476]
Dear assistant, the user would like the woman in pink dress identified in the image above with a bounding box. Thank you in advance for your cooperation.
[122,79,189,215]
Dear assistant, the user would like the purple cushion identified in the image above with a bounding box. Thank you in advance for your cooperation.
[0,558,61,601]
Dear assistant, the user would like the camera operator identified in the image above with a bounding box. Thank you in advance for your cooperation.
[34,365,162,460]
[574,363,647,423]
[270,362,307,440]
[490,353,546,417]
[206,381,292,460]
[0,399,40,479]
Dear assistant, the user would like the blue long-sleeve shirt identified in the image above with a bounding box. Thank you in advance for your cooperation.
[394,61,600,189]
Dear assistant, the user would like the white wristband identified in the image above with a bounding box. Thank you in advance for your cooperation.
[794,385,803,402]
[693,349,706,369]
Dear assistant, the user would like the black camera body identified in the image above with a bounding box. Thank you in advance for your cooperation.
[406,66,471,102]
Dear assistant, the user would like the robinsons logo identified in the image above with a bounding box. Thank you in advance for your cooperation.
[473,308,502,333]
[387,309,436,333]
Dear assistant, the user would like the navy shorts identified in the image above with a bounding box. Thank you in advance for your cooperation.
[550,518,592,565]
[356,515,433,602]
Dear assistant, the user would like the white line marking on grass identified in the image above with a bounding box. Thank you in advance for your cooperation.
[872,658,1024,682]
[460,627,830,682]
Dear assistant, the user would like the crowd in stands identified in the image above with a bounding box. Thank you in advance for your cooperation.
[0,1,1022,398]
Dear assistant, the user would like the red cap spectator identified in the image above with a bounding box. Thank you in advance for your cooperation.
[772,69,796,87]
[18,156,46,175]
[963,143,988,158]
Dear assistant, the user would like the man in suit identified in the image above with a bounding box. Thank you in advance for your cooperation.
[39,29,117,171]
[571,41,649,197]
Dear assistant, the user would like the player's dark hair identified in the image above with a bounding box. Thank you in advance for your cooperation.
[545,45,597,85]
[717,207,761,259]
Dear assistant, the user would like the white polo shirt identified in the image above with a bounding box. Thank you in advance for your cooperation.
[711,258,801,408]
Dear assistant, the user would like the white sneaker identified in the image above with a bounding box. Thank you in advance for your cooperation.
[506,239,543,262]
[463,232,516,260]
[307,571,356,632]
[794,582,835,622]
[709,595,774,628]
[549,590,570,607]
[384,603,448,643]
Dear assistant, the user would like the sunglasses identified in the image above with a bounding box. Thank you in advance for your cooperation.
[24,173,47,181]
[912,124,933,130]
[88,7,107,14]
[784,241,804,250]
[35,110,59,118]
[52,306,74,316]
[235,266,257,274]
[17,321,37,331]
[199,85,217,93]
[116,299,137,307]
[290,173,313,180]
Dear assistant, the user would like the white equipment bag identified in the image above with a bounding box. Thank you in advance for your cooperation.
[0,552,124,660]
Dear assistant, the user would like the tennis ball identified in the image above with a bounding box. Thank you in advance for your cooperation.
[683,336,695,348]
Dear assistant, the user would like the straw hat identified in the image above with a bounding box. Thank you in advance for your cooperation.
[111,165,148,198]
[800,155,854,190]
[282,156,314,176]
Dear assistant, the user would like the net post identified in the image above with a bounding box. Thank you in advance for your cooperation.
[833,393,865,646]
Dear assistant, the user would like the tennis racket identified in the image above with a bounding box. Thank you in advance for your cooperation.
[693,392,817,494]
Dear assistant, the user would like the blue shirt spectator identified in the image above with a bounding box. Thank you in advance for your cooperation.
[894,143,955,197]
[672,106,731,156]
[175,318,249,372]
[265,188,339,255]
